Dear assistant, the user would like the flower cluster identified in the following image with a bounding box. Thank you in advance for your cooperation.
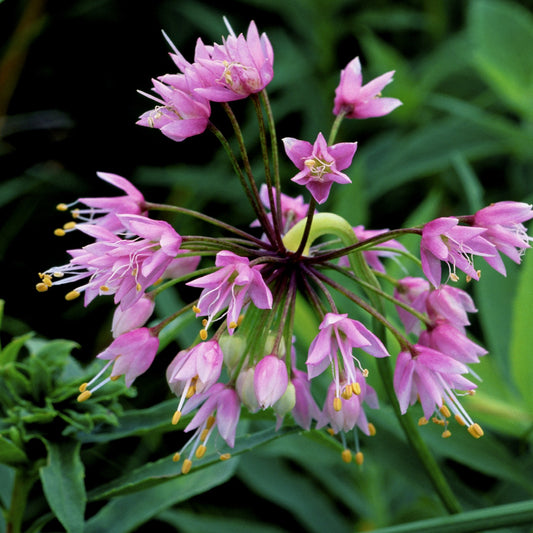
[37,19,532,475]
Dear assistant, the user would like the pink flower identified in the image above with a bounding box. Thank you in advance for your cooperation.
[191,21,274,102]
[420,217,496,287]
[251,184,310,235]
[473,201,533,275]
[291,369,321,430]
[306,313,389,402]
[187,250,272,335]
[97,327,159,387]
[425,285,477,330]
[317,373,378,435]
[283,132,357,204]
[254,355,289,409]
[183,383,241,448]
[111,294,155,337]
[394,277,430,335]
[137,78,210,142]
[42,215,182,309]
[393,345,480,433]
[333,57,402,119]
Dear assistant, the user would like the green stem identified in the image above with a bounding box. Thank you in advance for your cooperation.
[6,468,37,533]
[328,110,346,145]
[283,212,462,514]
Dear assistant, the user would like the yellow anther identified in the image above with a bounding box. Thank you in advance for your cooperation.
[237,315,244,326]
[333,397,342,412]
[202,319,208,327]
[192,306,201,314]
[418,417,428,426]
[304,158,316,169]
[195,445,207,459]
[219,453,231,461]
[186,385,196,399]
[355,452,364,465]
[362,368,369,378]
[100,286,109,292]
[450,273,460,282]
[36,283,48,292]
[77,390,92,402]
[432,416,445,426]
[79,383,88,393]
[54,228,66,237]
[455,414,466,426]
[63,221,76,230]
[341,387,352,400]
[440,405,451,418]
[181,459,192,474]
[229,321,238,329]
[466,275,472,283]
[206,415,216,430]
[65,290,80,301]
[200,428,210,442]
[72,209,80,218]
[368,422,376,436]
[43,276,53,287]
[477,269,481,278]
[56,203,69,211]
[467,423,484,439]
[200,329,208,341]
[53,272,64,278]
[327,428,335,436]
[136,282,142,292]
[172,410,181,425]
[172,452,181,462]
[341,449,352,463]
[442,429,452,438]
[352,382,361,395]
[110,375,121,381]
[468,390,476,396]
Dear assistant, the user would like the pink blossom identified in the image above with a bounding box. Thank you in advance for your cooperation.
[254,355,289,409]
[291,369,321,430]
[393,345,478,424]
[425,285,477,330]
[111,294,155,337]
[394,277,430,335]
[473,201,533,274]
[183,383,241,447]
[97,327,159,387]
[420,217,496,287]
[137,78,210,142]
[283,132,357,204]
[251,184,310,235]
[43,215,182,309]
[317,373,379,435]
[333,57,402,119]
[306,313,389,402]
[190,21,274,102]
[187,250,272,335]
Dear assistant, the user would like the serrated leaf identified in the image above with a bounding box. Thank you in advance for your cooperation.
[0,435,28,465]
[510,252,533,412]
[39,440,86,533]
[85,460,237,533]
[469,0,533,119]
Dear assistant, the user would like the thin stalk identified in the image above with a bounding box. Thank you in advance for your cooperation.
[144,201,270,249]
[251,93,284,250]
[301,264,338,313]
[294,198,317,258]
[221,102,277,246]
[328,110,346,145]
[6,468,37,533]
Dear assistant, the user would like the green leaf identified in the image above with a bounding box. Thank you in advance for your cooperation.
[39,440,86,533]
[469,0,533,119]
[85,460,237,533]
[0,435,28,466]
[510,252,533,412]
[88,425,298,500]
[238,453,352,533]
[0,332,34,365]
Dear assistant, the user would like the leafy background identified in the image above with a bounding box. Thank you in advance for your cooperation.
[1,0,533,531]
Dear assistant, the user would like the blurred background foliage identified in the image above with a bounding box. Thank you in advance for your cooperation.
[2,0,533,531]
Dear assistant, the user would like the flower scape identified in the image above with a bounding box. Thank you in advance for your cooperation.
[36,19,533,476]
